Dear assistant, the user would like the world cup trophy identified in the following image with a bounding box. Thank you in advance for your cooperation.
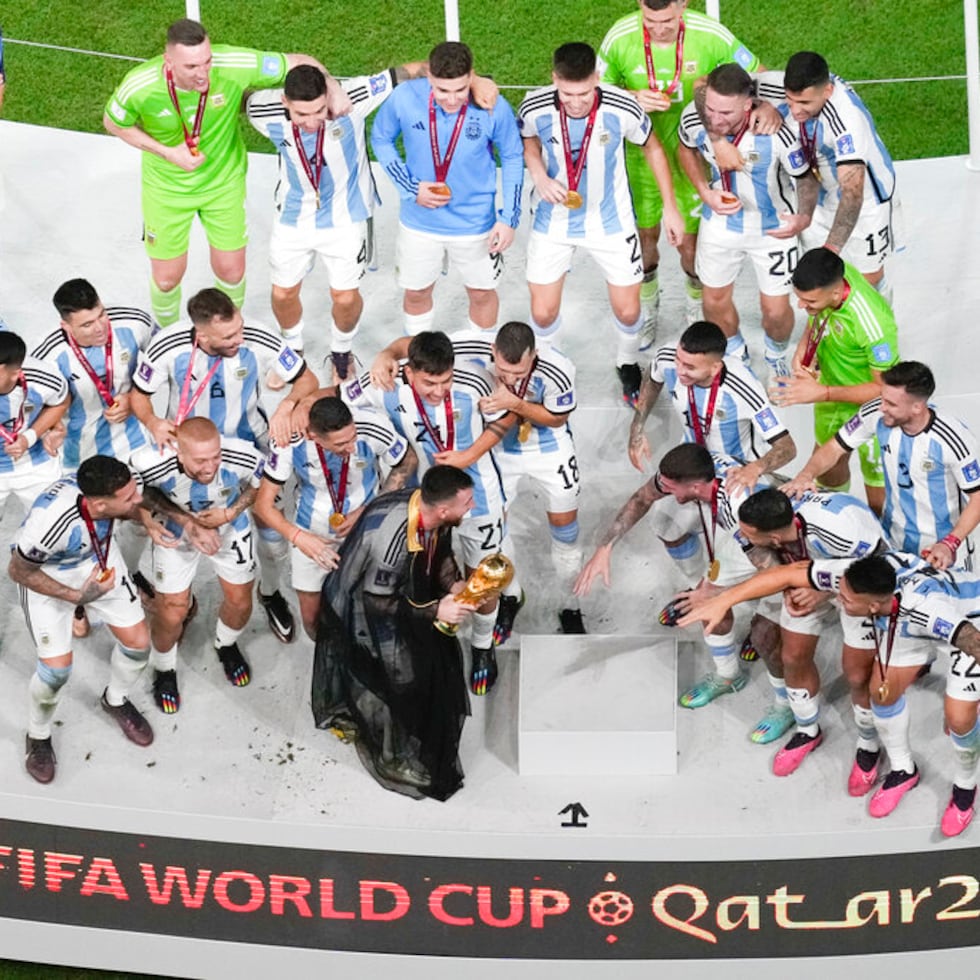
[434,553,515,636]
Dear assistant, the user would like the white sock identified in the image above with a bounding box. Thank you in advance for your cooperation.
[106,643,149,705]
[872,696,914,773]
[551,538,583,596]
[257,532,288,595]
[950,719,980,790]
[150,642,177,672]
[470,610,495,649]
[281,318,305,344]
[787,686,821,735]
[614,312,642,364]
[852,703,879,752]
[331,320,357,352]
[767,670,789,705]
[28,669,69,740]
[215,619,244,649]
[704,628,740,679]
[404,310,435,336]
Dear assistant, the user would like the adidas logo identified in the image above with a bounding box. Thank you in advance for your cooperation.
[412,121,426,130]
[548,136,559,144]
[157,108,173,117]
[965,683,978,693]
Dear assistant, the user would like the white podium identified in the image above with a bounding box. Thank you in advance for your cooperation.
[518,634,677,776]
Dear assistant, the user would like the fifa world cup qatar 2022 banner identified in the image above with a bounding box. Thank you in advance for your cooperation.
[1,817,980,959]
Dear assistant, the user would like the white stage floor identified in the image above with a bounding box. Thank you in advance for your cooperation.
[1,122,980,976]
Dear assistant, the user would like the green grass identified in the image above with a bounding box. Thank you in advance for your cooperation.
[0,1,969,160]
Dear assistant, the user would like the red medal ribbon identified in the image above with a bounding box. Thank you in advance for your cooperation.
[64,324,115,408]
[175,335,223,425]
[642,18,686,95]
[292,122,325,208]
[800,279,852,370]
[416,511,439,575]
[428,91,468,184]
[410,387,455,454]
[697,480,720,566]
[719,113,751,195]
[799,119,820,173]
[872,595,900,692]
[687,369,723,447]
[78,496,113,576]
[316,445,350,519]
[506,356,538,401]
[559,92,600,194]
[777,515,809,565]
[165,66,207,153]
[0,373,29,446]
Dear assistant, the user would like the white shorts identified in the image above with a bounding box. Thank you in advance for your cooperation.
[778,594,840,637]
[269,220,368,291]
[840,613,932,667]
[143,524,257,593]
[0,456,61,512]
[526,229,643,288]
[497,445,580,513]
[19,549,144,658]
[695,221,798,296]
[803,198,901,274]
[457,507,507,570]
[395,225,504,291]
[947,646,980,702]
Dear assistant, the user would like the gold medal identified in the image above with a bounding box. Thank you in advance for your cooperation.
[720,192,738,206]
[707,559,720,582]
[564,190,583,209]
[878,682,889,701]
[329,512,345,530]
[315,190,321,210]
[96,568,113,583]
[517,419,532,443]
[431,182,452,198]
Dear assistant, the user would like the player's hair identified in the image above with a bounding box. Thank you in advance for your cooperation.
[166,19,208,48]
[642,0,680,10]
[407,331,455,375]
[679,321,727,358]
[421,464,473,505]
[553,43,596,82]
[308,396,354,435]
[428,41,473,80]
[792,247,844,291]
[785,51,831,93]
[738,488,795,532]
[881,361,935,400]
[706,63,754,99]
[659,443,715,483]
[77,455,133,498]
[494,321,536,365]
[177,417,220,443]
[0,331,27,367]
[52,278,100,319]
[843,556,896,598]
[284,64,327,102]
[187,287,236,326]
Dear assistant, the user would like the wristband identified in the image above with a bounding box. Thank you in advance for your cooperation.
[290,526,302,545]
[824,386,831,402]
[941,533,962,554]
[23,429,38,448]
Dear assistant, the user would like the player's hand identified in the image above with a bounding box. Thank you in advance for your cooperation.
[633,89,672,113]
[370,350,401,391]
[436,592,470,624]
[332,505,364,539]
[194,507,231,529]
[143,516,180,549]
[749,101,783,136]
[573,545,613,597]
[77,565,116,605]
[783,586,828,616]
[183,522,221,557]
[42,421,66,457]
[268,401,295,449]
[711,138,744,173]
[417,182,452,208]
[470,75,499,110]
[325,80,353,119]
[922,539,957,570]
[294,529,339,570]
[488,222,514,254]
[766,213,810,239]
[703,188,742,215]
[3,433,30,460]
[779,473,819,500]
[434,448,473,469]
[768,369,824,408]
[676,590,733,633]
[479,382,522,415]
[534,175,571,206]
[628,430,652,472]
[166,142,206,172]
[724,461,765,494]
[660,206,685,247]
[148,416,178,451]
[103,391,132,424]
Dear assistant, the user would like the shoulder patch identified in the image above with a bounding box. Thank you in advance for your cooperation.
[933,618,954,640]
[836,134,855,156]
[962,461,980,483]
[871,342,893,364]
[755,407,778,432]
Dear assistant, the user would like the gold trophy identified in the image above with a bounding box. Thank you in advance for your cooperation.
[434,553,515,636]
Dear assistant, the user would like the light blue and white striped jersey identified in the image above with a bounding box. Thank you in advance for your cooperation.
[0,357,68,476]
[757,71,897,209]
[651,347,788,462]
[15,477,114,572]
[712,454,769,543]
[448,329,577,457]
[836,400,980,556]
[340,360,505,519]
[787,491,884,560]
[246,71,395,229]
[263,407,408,535]
[370,77,524,235]
[130,437,263,539]
[517,83,649,240]
[31,306,153,471]
[678,101,810,235]
[133,322,306,453]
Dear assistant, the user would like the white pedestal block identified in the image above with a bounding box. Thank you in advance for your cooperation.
[518,634,677,776]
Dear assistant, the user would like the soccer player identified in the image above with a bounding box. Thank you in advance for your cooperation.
[518,42,683,406]
[0,331,69,513]
[10,456,153,784]
[597,0,773,334]
[782,361,980,569]
[130,287,317,643]
[370,41,523,335]
[255,396,416,639]
[247,62,431,378]
[681,553,980,834]
[131,418,266,712]
[770,247,899,513]
[340,331,518,695]
[736,487,886,762]
[677,63,818,374]
[629,321,796,493]
[758,51,899,296]
[103,18,348,326]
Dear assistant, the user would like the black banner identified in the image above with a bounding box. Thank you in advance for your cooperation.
[1,817,979,959]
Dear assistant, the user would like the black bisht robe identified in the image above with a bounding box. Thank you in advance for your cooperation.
[313,488,470,801]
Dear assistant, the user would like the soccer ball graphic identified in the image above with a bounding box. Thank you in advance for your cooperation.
[588,889,634,927]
